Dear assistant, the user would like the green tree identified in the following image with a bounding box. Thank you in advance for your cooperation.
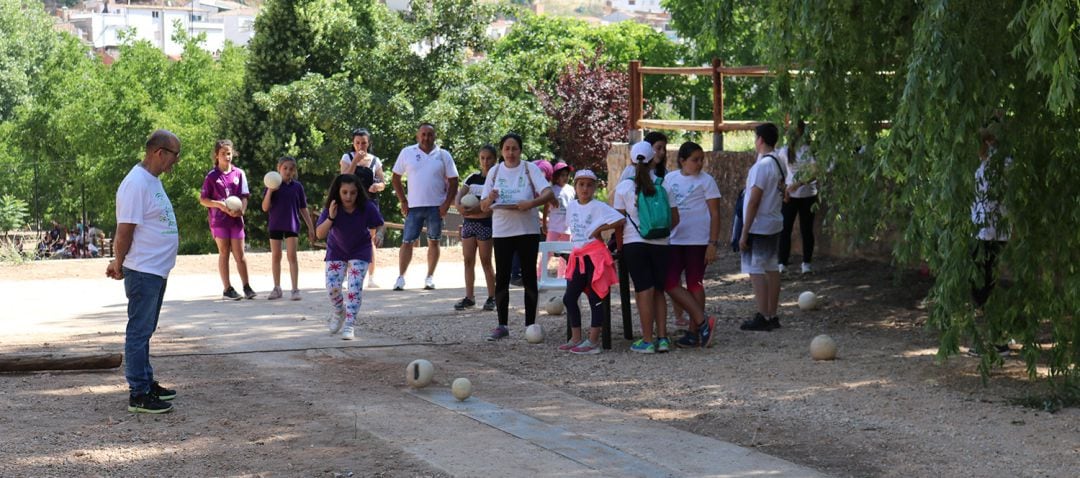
[763,0,1080,388]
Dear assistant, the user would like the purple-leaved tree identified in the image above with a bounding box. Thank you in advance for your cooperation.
[535,50,629,174]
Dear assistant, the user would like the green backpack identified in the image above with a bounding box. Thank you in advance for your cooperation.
[625,176,672,239]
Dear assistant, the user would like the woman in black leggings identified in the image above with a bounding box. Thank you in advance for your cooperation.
[480,133,554,341]
[779,121,819,274]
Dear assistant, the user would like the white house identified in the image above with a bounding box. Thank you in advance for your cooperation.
[605,0,665,14]
[67,1,256,57]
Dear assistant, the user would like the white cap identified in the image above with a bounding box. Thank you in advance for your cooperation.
[573,169,598,182]
[630,141,655,164]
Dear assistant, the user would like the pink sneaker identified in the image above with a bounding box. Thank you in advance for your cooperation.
[558,340,581,352]
[570,339,601,355]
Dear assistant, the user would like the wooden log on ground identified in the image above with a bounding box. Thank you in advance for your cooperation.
[0,352,123,372]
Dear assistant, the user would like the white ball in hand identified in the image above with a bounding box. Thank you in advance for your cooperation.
[264,171,282,189]
[224,196,242,212]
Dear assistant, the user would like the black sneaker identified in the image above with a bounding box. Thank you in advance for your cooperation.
[768,316,782,330]
[243,284,257,299]
[740,313,773,332]
[482,297,496,311]
[454,297,476,310]
[510,276,524,287]
[129,393,173,414]
[223,286,242,301]
[150,381,176,401]
[698,316,717,348]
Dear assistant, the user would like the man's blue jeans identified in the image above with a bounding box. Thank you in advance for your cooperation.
[123,268,167,396]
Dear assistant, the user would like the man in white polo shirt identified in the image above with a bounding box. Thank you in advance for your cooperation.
[106,130,181,414]
[391,122,459,290]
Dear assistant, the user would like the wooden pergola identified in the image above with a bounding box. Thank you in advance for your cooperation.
[627,58,772,150]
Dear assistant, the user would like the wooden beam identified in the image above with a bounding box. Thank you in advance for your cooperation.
[0,352,122,372]
[716,65,773,77]
[636,119,764,132]
[628,61,643,132]
[638,66,715,75]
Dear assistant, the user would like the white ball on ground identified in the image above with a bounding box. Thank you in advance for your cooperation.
[810,335,837,361]
[224,195,242,212]
[544,296,565,316]
[460,194,480,208]
[798,291,818,311]
[264,171,282,189]
[406,359,435,388]
[525,324,544,344]
[451,378,472,401]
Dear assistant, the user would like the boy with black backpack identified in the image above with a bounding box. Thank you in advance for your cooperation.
[739,123,787,331]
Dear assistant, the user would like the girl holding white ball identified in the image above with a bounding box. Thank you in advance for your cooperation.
[198,139,256,301]
[453,145,498,311]
[261,156,315,300]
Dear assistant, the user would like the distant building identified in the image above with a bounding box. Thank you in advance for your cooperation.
[64,0,256,57]
[604,0,664,14]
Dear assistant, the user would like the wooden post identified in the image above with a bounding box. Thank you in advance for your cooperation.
[628,60,643,143]
[0,352,123,372]
[712,58,723,151]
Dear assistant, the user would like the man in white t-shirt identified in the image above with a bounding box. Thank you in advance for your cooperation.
[739,123,785,332]
[390,123,459,290]
[105,130,181,414]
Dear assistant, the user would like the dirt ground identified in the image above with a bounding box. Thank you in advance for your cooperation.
[1,248,1078,477]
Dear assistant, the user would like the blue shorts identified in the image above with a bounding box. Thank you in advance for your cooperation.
[402,206,443,243]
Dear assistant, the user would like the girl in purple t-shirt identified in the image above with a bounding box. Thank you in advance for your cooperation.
[199,139,255,301]
[316,175,385,340]
[261,156,316,301]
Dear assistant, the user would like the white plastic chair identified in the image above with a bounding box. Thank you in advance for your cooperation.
[537,241,572,291]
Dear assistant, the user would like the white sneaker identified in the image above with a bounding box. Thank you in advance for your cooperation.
[393,276,405,291]
[341,326,355,340]
[267,287,283,300]
[801,262,813,274]
[778,264,787,274]
[424,276,435,290]
[327,310,345,334]
[367,278,378,289]
[290,289,302,301]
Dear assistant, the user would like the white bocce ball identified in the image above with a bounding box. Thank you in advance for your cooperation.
[525,324,545,344]
[544,296,565,316]
[264,171,282,189]
[460,193,480,209]
[451,378,472,401]
[224,195,243,212]
[810,334,837,361]
[406,359,435,388]
[798,291,818,311]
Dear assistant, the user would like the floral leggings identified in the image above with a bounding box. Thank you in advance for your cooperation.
[325,260,369,327]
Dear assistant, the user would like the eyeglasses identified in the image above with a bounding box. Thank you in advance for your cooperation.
[158,147,180,159]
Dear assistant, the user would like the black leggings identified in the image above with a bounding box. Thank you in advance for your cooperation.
[494,234,540,327]
[780,195,817,266]
[563,257,605,329]
[972,240,1005,307]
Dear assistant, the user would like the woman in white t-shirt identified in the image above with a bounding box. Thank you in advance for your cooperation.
[559,169,624,355]
[340,128,387,288]
[614,141,716,354]
[663,141,722,344]
[480,133,555,341]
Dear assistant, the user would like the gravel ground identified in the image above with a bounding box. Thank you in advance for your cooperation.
[2,249,1077,477]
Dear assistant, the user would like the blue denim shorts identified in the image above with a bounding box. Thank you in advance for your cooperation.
[402,206,443,243]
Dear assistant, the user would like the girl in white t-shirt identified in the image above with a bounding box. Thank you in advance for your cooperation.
[615,141,716,354]
[480,133,555,341]
[340,128,387,288]
[559,170,624,355]
[663,142,722,345]
[543,162,574,242]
